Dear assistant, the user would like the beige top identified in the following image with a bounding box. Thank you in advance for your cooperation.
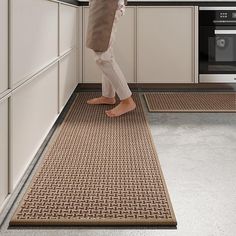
[86,0,127,52]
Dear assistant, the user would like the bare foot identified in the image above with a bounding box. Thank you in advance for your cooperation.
[87,96,116,105]
[105,96,136,117]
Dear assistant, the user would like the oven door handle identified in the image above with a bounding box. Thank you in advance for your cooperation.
[214,30,236,35]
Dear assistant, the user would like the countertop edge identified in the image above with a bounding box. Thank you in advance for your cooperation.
[57,0,79,6]
[58,0,236,7]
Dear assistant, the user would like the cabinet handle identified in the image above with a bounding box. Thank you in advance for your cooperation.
[214,30,236,35]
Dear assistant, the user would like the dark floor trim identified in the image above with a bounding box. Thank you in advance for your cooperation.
[76,83,236,93]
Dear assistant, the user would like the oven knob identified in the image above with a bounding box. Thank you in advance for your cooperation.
[216,38,226,48]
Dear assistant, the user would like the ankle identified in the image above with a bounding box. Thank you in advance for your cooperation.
[102,96,115,99]
[120,96,134,104]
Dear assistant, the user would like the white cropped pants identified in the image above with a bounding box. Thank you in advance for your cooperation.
[92,3,132,100]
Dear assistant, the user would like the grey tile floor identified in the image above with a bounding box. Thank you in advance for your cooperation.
[0,91,236,236]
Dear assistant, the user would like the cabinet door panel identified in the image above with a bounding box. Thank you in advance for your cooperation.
[60,4,77,55]
[0,0,8,94]
[11,0,58,87]
[0,99,8,211]
[10,64,58,191]
[59,50,77,112]
[113,7,135,83]
[137,7,194,83]
[83,7,135,83]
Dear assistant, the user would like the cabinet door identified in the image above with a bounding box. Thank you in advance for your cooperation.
[0,0,8,94]
[113,7,135,83]
[83,7,135,83]
[0,99,8,211]
[137,6,195,83]
[59,4,77,55]
[10,64,58,191]
[11,0,58,87]
[59,50,77,112]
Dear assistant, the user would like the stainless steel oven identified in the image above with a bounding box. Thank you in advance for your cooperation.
[199,7,236,83]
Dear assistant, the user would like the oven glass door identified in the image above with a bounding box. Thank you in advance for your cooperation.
[199,26,236,74]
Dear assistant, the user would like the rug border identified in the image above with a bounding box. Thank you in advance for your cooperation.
[143,92,236,113]
[137,93,177,225]
[9,92,177,227]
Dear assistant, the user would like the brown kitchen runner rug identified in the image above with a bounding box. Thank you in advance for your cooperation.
[10,92,177,227]
[144,92,236,112]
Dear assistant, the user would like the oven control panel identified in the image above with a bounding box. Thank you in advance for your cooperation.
[219,12,228,19]
[200,8,236,25]
[217,11,236,20]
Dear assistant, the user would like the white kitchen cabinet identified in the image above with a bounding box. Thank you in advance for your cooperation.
[137,6,195,83]
[10,0,58,88]
[83,6,135,83]
[0,0,8,95]
[0,99,9,211]
[59,3,77,55]
[59,50,77,112]
[10,63,58,191]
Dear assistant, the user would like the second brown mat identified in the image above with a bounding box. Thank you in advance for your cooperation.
[144,92,236,113]
[10,92,177,227]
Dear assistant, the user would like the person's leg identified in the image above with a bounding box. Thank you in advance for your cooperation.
[87,6,136,116]
[101,9,132,100]
[102,73,116,98]
[87,71,116,105]
[92,9,136,116]
[86,24,117,105]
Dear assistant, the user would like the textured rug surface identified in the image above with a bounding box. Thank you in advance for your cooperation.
[10,92,177,227]
[144,92,236,112]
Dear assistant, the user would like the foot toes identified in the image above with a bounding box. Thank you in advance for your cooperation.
[105,110,115,117]
[87,97,116,105]
[87,99,94,104]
